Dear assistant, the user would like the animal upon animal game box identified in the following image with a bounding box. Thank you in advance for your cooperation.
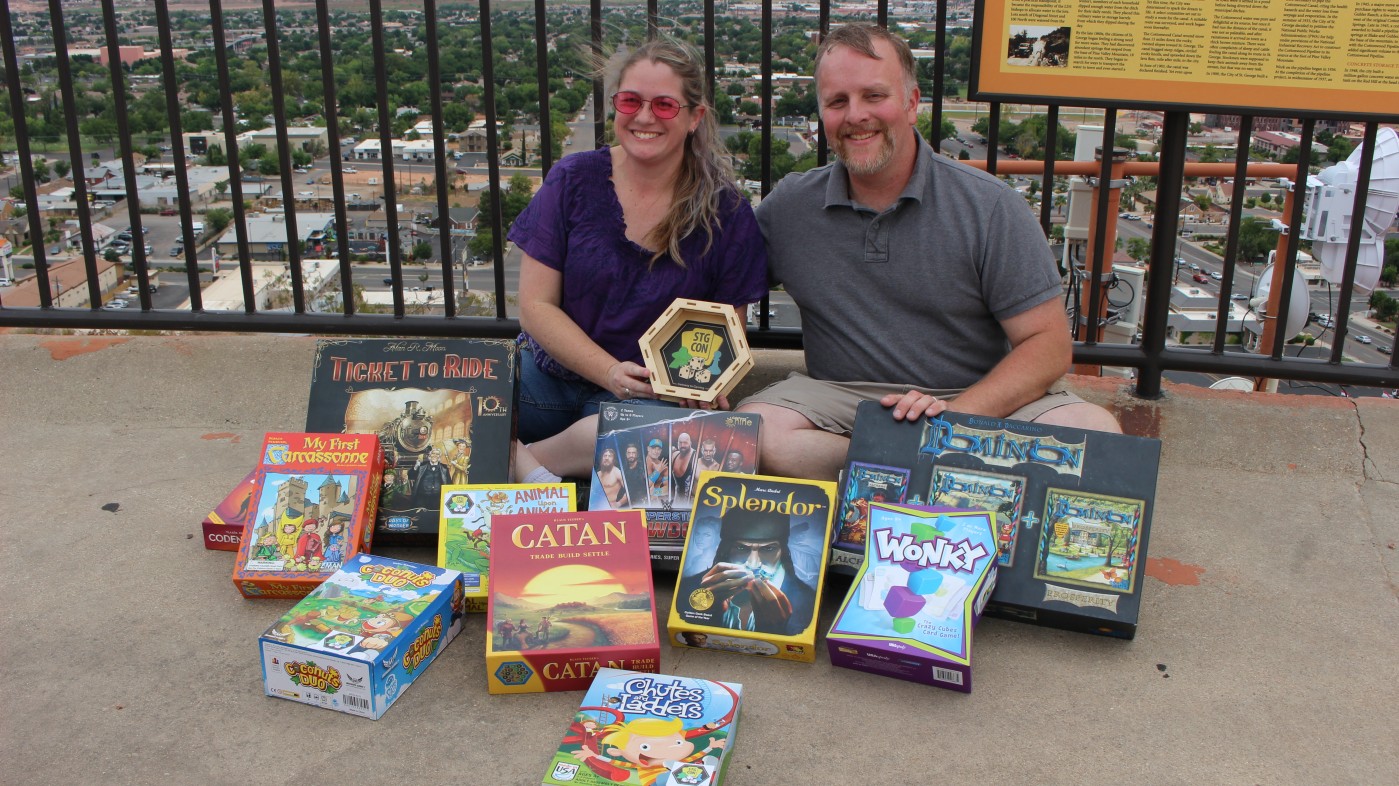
[258,554,464,719]
[487,510,659,694]
[838,403,1161,638]
[232,432,383,599]
[304,338,518,543]
[202,469,257,551]
[669,472,837,663]
[827,505,998,692]
[438,483,576,613]
[543,668,743,786]
[590,402,761,570]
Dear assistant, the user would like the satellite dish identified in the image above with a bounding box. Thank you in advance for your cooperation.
[1250,262,1310,339]
[1300,127,1399,292]
[1209,377,1254,392]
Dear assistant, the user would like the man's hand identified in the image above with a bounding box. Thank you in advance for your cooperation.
[746,577,794,630]
[880,390,947,422]
[697,563,753,602]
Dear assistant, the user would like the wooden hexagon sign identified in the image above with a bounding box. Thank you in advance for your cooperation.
[638,298,753,404]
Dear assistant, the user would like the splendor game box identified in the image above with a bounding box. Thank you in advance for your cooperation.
[838,403,1161,638]
[304,338,518,542]
[590,402,760,569]
[669,472,837,663]
[259,554,464,720]
[202,469,257,551]
[543,668,743,786]
[232,432,383,599]
[438,483,575,613]
[487,510,660,694]
[827,506,998,692]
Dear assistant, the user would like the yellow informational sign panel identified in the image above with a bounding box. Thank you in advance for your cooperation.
[972,0,1399,119]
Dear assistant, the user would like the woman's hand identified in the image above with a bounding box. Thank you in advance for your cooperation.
[608,361,654,400]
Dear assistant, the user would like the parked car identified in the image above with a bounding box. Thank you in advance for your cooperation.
[159,207,177,216]
[343,166,358,174]
[169,245,183,256]
[0,277,13,287]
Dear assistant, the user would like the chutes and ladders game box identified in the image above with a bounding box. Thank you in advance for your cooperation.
[437,483,575,613]
[838,403,1160,638]
[487,510,660,694]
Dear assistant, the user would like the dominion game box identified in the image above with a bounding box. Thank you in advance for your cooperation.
[838,403,1161,638]
[258,554,464,720]
[668,472,837,663]
[202,469,257,551]
[543,668,743,786]
[827,505,998,692]
[304,338,518,542]
[232,432,383,599]
[438,483,576,613]
[487,510,660,694]
[590,402,761,569]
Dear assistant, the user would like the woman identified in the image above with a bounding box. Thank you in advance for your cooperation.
[510,37,767,482]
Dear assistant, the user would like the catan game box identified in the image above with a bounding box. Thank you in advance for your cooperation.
[590,402,760,570]
[669,472,837,663]
[487,510,660,694]
[258,554,464,719]
[838,404,1161,638]
[827,505,998,692]
[543,668,743,786]
[438,483,576,613]
[232,432,383,599]
[304,338,518,542]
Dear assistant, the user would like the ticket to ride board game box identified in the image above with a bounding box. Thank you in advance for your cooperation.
[258,554,464,720]
[487,509,660,694]
[827,505,998,693]
[232,432,384,599]
[669,472,837,663]
[590,402,761,570]
[304,337,518,543]
[837,402,1161,638]
[202,469,257,551]
[438,483,575,613]
[543,668,743,786]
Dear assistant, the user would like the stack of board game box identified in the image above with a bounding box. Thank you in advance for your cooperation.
[486,510,660,694]
[437,483,575,613]
[827,506,998,692]
[543,668,743,786]
[201,469,257,551]
[232,432,383,599]
[258,554,464,719]
[837,403,1161,638]
[304,337,518,544]
[668,472,837,663]
[589,402,760,570]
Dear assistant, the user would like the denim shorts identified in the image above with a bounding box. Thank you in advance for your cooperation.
[516,345,675,444]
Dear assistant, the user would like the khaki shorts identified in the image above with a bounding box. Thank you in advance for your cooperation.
[737,372,1085,436]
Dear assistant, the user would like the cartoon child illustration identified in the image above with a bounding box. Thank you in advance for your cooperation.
[276,519,301,562]
[322,520,347,566]
[292,518,324,571]
[360,611,412,640]
[573,717,727,786]
[252,533,280,561]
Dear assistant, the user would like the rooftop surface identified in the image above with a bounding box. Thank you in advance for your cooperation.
[2,333,1396,784]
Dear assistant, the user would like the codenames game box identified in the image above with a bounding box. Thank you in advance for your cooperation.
[202,469,258,551]
[827,506,998,692]
[232,432,383,599]
[258,554,464,720]
[544,668,743,786]
[669,472,837,663]
[590,402,760,569]
[438,483,576,613]
[838,403,1161,638]
[304,338,518,542]
[487,510,659,694]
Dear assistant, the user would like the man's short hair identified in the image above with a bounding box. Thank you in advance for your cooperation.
[814,23,917,94]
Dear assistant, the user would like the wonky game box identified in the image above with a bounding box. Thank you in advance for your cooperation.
[838,404,1161,638]
[544,668,743,786]
[259,554,464,720]
[487,510,660,694]
[233,432,383,599]
[438,483,575,613]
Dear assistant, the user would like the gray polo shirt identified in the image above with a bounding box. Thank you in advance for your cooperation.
[756,137,1061,389]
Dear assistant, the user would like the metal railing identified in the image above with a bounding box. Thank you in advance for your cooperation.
[0,0,1395,394]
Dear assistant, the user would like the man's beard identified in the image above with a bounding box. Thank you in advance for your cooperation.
[833,123,895,176]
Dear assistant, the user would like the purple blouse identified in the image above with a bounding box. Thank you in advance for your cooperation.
[508,147,768,377]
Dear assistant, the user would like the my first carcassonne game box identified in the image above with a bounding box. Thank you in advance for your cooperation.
[838,404,1160,638]
[304,338,518,543]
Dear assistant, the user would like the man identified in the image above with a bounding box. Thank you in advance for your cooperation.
[410,447,453,509]
[738,24,1119,481]
[721,450,746,473]
[447,438,470,485]
[644,438,669,505]
[695,437,723,474]
[595,447,629,509]
[669,431,696,503]
[676,509,816,636]
[620,443,648,505]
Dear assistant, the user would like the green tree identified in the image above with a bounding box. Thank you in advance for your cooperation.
[205,144,226,167]
[413,241,433,261]
[1237,216,1280,263]
[54,160,70,179]
[1126,236,1152,263]
[205,208,233,233]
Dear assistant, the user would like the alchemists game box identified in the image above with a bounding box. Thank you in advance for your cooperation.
[827,505,998,692]
[590,402,761,570]
[669,472,837,663]
[438,483,575,613]
[304,338,518,543]
[232,432,383,599]
[543,668,743,786]
[487,510,660,694]
[258,554,464,720]
[838,403,1161,638]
